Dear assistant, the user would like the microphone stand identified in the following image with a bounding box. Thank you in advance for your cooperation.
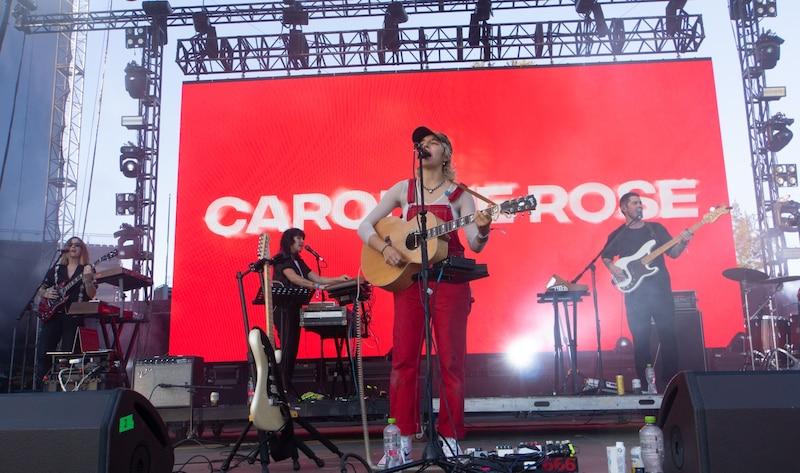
[571,219,637,395]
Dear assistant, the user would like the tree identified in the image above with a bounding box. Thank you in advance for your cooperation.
[731,202,764,270]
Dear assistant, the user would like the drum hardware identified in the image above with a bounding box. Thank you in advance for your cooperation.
[723,267,769,371]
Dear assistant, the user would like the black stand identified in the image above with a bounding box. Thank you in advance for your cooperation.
[166,384,228,448]
[537,291,587,395]
[220,257,341,473]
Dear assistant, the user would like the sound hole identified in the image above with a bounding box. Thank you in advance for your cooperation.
[405,231,422,251]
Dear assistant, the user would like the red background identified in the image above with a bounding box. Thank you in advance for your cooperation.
[171,60,740,363]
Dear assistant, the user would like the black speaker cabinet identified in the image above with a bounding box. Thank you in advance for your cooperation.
[651,309,707,372]
[133,356,204,407]
[658,371,800,473]
[0,388,173,473]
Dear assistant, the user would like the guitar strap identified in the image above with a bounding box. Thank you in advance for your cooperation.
[643,222,657,240]
[455,182,497,207]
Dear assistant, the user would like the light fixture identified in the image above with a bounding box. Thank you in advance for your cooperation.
[120,145,146,178]
[16,0,37,11]
[760,86,787,101]
[755,32,784,71]
[121,116,147,130]
[665,0,687,37]
[282,1,308,26]
[125,27,148,49]
[385,2,408,25]
[468,0,492,48]
[287,29,309,69]
[381,2,408,53]
[192,12,218,58]
[754,0,777,18]
[124,61,148,99]
[764,114,794,152]
[575,0,608,37]
[114,224,143,260]
[142,1,172,47]
[116,193,138,215]
[772,164,797,187]
[775,199,800,231]
[474,0,491,22]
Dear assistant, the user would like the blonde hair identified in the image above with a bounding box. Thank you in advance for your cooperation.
[416,131,456,181]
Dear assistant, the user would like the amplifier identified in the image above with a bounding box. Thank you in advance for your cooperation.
[133,356,204,407]
[300,306,348,327]
[673,290,698,310]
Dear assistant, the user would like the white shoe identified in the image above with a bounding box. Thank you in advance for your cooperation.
[439,436,463,458]
[400,435,412,462]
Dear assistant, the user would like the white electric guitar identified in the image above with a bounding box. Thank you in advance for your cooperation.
[612,205,730,293]
[249,233,288,432]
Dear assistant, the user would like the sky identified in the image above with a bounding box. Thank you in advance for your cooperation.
[4,0,800,288]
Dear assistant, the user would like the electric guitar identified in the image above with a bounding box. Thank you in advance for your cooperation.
[361,194,537,292]
[612,205,730,293]
[249,233,288,433]
[37,249,118,323]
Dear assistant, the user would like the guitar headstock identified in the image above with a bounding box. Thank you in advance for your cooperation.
[703,204,731,224]
[96,249,118,264]
[496,194,538,217]
[258,233,271,259]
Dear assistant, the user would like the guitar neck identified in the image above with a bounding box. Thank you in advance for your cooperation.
[426,211,481,239]
[262,267,275,348]
[641,219,707,265]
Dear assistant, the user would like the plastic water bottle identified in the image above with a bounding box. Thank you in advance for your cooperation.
[639,415,664,473]
[645,364,657,394]
[383,417,402,468]
[247,377,255,406]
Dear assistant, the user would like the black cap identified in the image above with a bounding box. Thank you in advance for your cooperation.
[412,126,436,144]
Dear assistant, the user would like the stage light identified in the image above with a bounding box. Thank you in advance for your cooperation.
[192,12,218,58]
[772,164,797,187]
[754,0,777,18]
[287,28,309,69]
[755,32,784,71]
[114,224,143,260]
[385,2,408,25]
[665,0,687,37]
[124,61,148,99]
[116,193,138,215]
[125,27,148,49]
[282,1,308,26]
[474,0,492,22]
[575,0,608,37]
[764,114,794,152]
[142,1,171,47]
[16,0,37,11]
[121,115,147,130]
[760,86,787,102]
[120,145,146,178]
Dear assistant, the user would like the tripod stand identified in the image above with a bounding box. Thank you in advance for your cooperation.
[168,384,228,448]
[221,244,342,472]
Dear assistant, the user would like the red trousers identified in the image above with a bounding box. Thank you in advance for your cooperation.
[390,280,471,439]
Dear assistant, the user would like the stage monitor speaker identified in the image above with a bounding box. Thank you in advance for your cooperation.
[0,388,173,473]
[133,356,204,407]
[658,371,800,473]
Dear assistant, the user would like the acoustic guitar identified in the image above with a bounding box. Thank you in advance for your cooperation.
[249,233,288,433]
[37,249,118,322]
[361,195,537,292]
[612,204,730,293]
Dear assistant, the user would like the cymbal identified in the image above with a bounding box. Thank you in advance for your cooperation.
[722,267,769,283]
[757,275,800,285]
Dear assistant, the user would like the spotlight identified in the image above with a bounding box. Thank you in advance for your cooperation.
[575,0,608,37]
[16,0,37,11]
[124,61,148,99]
[114,224,143,260]
[282,1,308,26]
[772,164,798,187]
[755,32,784,71]
[665,0,687,37]
[125,27,148,49]
[287,29,309,69]
[764,114,794,152]
[760,86,787,102]
[116,193,138,215]
[120,145,146,178]
[474,0,491,22]
[754,0,777,18]
[193,13,218,58]
[142,1,172,47]
[385,2,408,25]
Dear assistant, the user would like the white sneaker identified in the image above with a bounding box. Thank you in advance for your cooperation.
[439,436,463,458]
[400,435,412,462]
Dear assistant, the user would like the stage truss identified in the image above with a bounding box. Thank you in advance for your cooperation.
[14,0,790,306]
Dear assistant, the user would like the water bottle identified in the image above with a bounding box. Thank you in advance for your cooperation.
[645,364,657,394]
[639,415,664,473]
[383,417,402,468]
[247,377,255,406]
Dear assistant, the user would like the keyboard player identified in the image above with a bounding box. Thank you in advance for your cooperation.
[272,228,353,396]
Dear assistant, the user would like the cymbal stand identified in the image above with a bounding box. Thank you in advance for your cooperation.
[760,296,799,370]
[739,281,758,371]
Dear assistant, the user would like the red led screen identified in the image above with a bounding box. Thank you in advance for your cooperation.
[172,60,740,362]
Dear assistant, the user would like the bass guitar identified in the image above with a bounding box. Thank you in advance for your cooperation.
[361,194,537,292]
[612,205,730,293]
[249,233,288,433]
[37,249,118,322]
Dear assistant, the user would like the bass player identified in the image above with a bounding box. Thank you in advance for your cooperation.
[601,192,693,390]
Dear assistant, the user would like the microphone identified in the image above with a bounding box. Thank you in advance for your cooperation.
[304,245,324,262]
[635,208,643,220]
[60,248,70,253]
[414,142,431,158]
